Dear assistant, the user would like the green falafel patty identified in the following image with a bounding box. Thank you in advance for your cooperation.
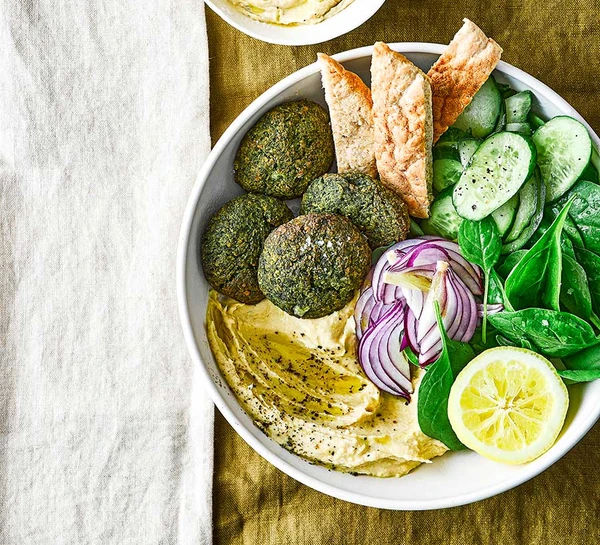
[258,214,370,319]
[234,100,334,199]
[201,193,293,304]
[300,172,410,248]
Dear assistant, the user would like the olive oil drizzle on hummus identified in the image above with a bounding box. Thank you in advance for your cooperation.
[207,291,447,477]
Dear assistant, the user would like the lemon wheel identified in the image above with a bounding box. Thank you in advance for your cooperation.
[448,347,569,464]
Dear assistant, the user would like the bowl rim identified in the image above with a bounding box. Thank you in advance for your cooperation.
[177,42,600,510]
[203,0,387,46]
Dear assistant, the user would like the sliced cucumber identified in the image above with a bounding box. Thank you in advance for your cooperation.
[492,193,519,236]
[491,99,506,135]
[505,91,533,123]
[421,189,463,240]
[452,77,502,139]
[453,132,536,221]
[433,146,460,161]
[433,158,463,193]
[435,127,469,149]
[592,146,600,174]
[501,171,546,253]
[497,82,517,99]
[458,139,480,167]
[504,173,538,242]
[506,122,532,135]
[579,156,599,183]
[528,112,545,129]
[532,116,592,202]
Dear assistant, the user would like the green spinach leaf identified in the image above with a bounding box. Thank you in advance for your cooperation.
[417,303,475,450]
[560,253,593,322]
[564,342,600,371]
[458,217,502,341]
[558,369,600,383]
[496,334,534,350]
[557,180,600,254]
[488,308,598,357]
[403,347,420,367]
[575,247,600,315]
[505,197,574,311]
[497,250,527,278]
[487,269,504,304]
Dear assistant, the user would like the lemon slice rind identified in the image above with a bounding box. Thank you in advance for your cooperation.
[448,347,569,464]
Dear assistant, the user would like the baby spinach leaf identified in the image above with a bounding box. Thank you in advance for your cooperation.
[469,327,499,354]
[505,197,575,311]
[564,342,600,370]
[557,180,600,255]
[496,334,533,350]
[458,217,502,271]
[575,247,600,315]
[417,303,475,450]
[403,347,420,367]
[488,308,598,357]
[487,269,504,304]
[560,253,593,322]
[558,369,600,383]
[488,269,514,311]
[458,218,502,342]
[497,250,527,278]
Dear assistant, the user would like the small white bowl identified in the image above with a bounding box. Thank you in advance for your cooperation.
[177,44,600,510]
[204,0,386,45]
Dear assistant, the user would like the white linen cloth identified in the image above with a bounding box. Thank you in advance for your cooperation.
[0,1,212,543]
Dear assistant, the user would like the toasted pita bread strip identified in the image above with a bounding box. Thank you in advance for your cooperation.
[317,53,377,178]
[371,42,433,219]
[428,18,503,143]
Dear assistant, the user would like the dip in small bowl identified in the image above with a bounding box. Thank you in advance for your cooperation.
[204,0,386,45]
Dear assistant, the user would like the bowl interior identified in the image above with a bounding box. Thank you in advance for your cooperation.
[204,0,386,45]
[179,45,600,510]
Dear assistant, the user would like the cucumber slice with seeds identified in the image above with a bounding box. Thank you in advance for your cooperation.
[504,174,539,242]
[506,122,532,135]
[433,158,463,193]
[492,193,519,236]
[528,112,545,129]
[505,91,533,123]
[421,189,463,240]
[532,116,592,202]
[501,171,546,254]
[458,139,481,167]
[453,132,536,221]
[452,77,502,139]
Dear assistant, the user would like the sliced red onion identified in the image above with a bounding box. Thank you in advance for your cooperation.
[478,303,504,316]
[354,287,375,341]
[372,238,426,302]
[404,306,420,354]
[356,236,490,395]
[417,261,478,365]
[388,241,483,296]
[354,286,397,341]
[417,262,449,363]
[358,301,412,398]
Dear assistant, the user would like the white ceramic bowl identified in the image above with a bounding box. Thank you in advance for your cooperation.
[177,43,600,510]
[204,0,386,45]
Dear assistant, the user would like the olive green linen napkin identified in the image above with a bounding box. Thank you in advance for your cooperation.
[208,2,600,543]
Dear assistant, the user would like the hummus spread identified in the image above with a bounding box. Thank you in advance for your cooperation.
[228,0,355,26]
[206,291,447,477]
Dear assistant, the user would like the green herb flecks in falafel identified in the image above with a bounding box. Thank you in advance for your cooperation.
[234,100,334,199]
[201,193,293,304]
[258,213,370,319]
[300,172,410,248]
